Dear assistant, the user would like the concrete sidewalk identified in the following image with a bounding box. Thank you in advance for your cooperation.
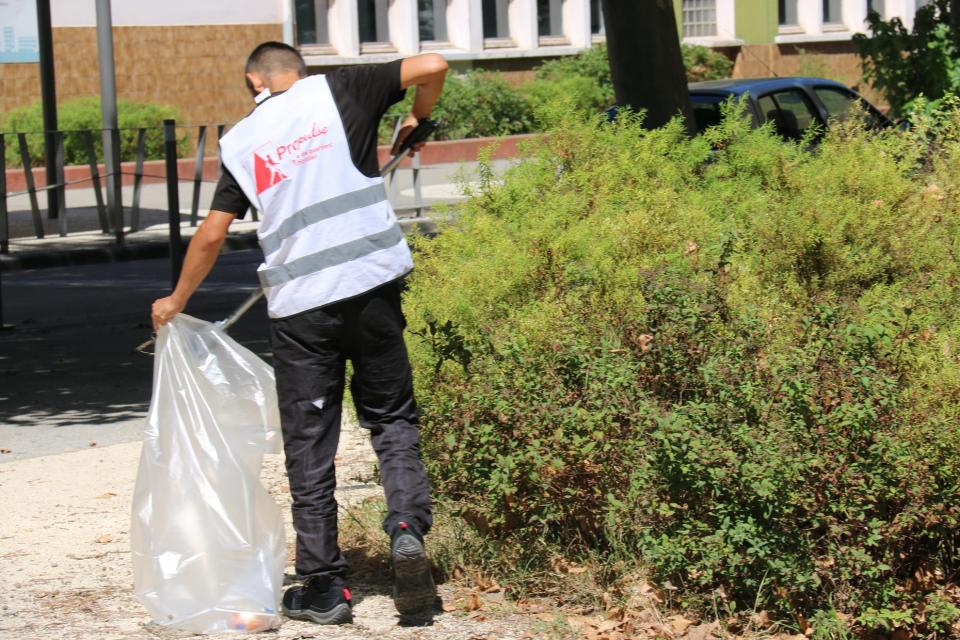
[1,160,495,272]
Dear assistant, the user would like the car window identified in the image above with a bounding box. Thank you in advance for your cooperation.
[814,87,858,122]
[814,86,886,129]
[689,94,726,134]
[758,89,820,141]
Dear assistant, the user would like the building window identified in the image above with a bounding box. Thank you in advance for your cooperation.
[867,0,885,17]
[822,0,842,24]
[590,0,605,36]
[294,0,330,46]
[419,0,448,43]
[482,0,510,40]
[359,0,390,44]
[778,0,798,26]
[538,0,563,37]
[682,0,717,38]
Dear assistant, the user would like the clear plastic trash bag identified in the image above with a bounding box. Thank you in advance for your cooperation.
[131,314,285,634]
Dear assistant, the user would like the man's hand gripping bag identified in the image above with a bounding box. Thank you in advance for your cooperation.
[131,315,285,633]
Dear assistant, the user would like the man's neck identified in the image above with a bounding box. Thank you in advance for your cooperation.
[267,72,303,94]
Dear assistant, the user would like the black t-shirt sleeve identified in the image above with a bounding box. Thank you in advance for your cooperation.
[210,167,250,219]
[327,59,407,177]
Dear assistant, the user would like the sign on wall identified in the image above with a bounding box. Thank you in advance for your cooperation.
[0,0,39,63]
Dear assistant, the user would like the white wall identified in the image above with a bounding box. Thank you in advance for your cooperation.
[51,0,284,27]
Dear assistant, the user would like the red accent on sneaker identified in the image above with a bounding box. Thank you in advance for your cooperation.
[399,521,408,529]
[343,587,352,602]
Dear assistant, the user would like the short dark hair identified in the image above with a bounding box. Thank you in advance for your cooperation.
[245,42,307,79]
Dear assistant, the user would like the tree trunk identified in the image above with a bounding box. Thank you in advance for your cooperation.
[950,0,960,51]
[601,0,695,135]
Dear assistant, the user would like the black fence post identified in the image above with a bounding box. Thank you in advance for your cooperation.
[17,133,43,239]
[0,132,8,329]
[164,119,183,290]
[84,129,110,234]
[109,127,123,245]
[130,127,146,232]
[0,133,8,255]
[54,130,66,237]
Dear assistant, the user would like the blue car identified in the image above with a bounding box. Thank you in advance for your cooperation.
[687,77,892,139]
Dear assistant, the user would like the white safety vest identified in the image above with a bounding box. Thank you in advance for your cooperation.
[219,75,413,319]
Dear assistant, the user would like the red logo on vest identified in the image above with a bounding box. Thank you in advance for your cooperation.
[253,147,288,195]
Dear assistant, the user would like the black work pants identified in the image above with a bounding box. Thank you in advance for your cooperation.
[269,281,432,581]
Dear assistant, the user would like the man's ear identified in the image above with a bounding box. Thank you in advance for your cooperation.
[246,72,265,97]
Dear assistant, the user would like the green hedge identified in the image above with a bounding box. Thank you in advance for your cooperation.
[2,96,186,168]
[380,70,535,144]
[381,44,733,143]
[403,98,960,636]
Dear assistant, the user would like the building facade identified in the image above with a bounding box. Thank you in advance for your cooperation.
[1,0,933,129]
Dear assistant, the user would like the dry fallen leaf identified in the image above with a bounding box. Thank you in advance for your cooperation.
[638,334,654,354]
[685,621,722,640]
[96,492,118,499]
[89,442,97,447]
[751,610,772,628]
[95,534,113,544]
[596,619,624,633]
[441,601,457,612]
[668,614,695,635]
[464,591,483,612]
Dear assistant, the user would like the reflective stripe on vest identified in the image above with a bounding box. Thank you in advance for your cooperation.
[258,182,387,257]
[258,222,404,288]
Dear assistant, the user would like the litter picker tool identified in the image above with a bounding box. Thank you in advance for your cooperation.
[381,119,438,174]
[136,119,439,355]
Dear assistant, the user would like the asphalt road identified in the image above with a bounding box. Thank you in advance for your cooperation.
[0,249,272,461]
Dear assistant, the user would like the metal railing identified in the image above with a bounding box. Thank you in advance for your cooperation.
[0,116,431,326]
[1,115,430,254]
[0,120,230,253]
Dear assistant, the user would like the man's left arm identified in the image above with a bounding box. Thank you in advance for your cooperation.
[392,53,448,155]
[150,210,236,330]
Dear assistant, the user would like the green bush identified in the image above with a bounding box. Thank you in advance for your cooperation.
[524,44,617,114]
[2,96,186,168]
[853,0,960,115]
[524,43,733,114]
[681,43,735,82]
[382,44,734,143]
[403,98,960,636]
[381,71,535,144]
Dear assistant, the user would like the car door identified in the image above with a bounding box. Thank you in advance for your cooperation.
[756,88,825,142]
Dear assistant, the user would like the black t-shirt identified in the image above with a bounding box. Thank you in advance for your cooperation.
[210,60,406,218]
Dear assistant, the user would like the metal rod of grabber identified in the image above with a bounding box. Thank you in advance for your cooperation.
[136,120,438,354]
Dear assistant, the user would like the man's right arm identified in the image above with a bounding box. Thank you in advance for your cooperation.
[151,210,235,330]
[393,53,448,155]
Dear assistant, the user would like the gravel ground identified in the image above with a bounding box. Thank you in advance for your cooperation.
[0,414,535,640]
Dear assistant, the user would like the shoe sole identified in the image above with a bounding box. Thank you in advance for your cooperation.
[282,601,353,625]
[392,534,436,615]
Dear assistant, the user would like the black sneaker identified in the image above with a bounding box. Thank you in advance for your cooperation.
[390,521,436,616]
[281,576,353,625]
